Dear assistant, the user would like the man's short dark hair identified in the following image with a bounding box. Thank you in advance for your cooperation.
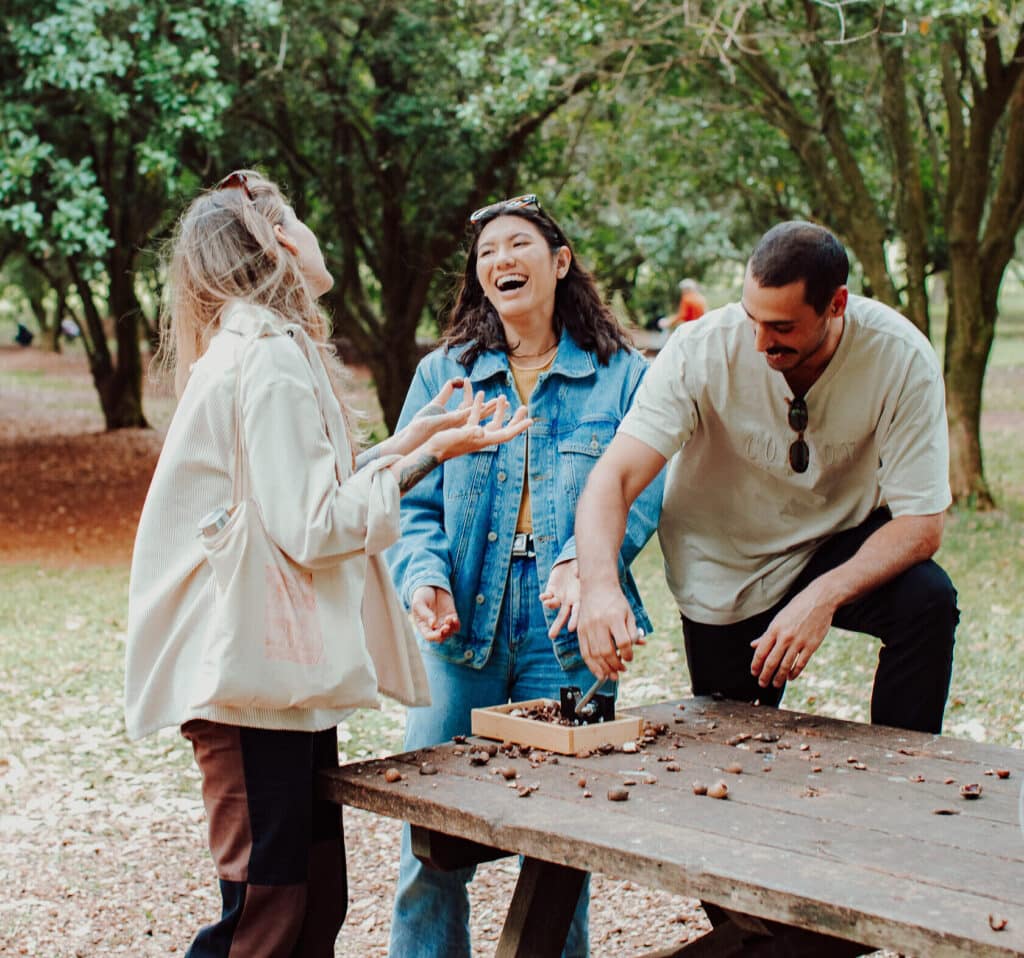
[748,221,850,314]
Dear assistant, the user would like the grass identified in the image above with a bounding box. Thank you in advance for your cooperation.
[2,368,80,389]
[2,313,1023,771]
[0,566,191,795]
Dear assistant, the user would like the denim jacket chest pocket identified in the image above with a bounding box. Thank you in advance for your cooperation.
[555,418,618,501]
[444,446,497,501]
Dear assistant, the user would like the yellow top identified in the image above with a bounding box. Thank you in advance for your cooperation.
[509,352,557,535]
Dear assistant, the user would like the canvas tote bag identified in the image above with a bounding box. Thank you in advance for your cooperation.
[191,328,380,710]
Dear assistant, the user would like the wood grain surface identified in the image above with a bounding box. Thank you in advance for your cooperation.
[319,698,1024,957]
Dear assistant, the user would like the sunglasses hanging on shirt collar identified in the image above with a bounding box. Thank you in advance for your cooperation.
[787,397,810,473]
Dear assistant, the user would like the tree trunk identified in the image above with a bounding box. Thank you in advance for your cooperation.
[364,337,424,434]
[938,23,1024,506]
[104,251,148,429]
[878,29,931,336]
[68,255,148,430]
[734,45,900,311]
[943,256,995,508]
[28,293,61,353]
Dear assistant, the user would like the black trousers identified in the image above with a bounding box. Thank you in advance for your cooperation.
[682,509,959,733]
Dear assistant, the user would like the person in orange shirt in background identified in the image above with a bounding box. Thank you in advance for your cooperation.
[660,278,707,331]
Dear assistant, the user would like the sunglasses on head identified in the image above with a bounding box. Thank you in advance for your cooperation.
[787,397,810,473]
[469,193,539,225]
[215,170,255,201]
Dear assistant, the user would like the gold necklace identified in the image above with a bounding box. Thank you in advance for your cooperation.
[508,348,558,372]
[510,340,558,358]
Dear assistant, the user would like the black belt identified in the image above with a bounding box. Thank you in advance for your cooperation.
[511,532,536,558]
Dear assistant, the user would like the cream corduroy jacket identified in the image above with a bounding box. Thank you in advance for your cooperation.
[124,302,429,740]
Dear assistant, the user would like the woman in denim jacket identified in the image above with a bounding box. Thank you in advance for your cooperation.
[386,196,665,958]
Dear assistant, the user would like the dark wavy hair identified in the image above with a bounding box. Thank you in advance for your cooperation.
[443,204,631,368]
[748,221,849,314]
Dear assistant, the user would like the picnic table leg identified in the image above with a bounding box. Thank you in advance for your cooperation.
[494,856,587,958]
[410,824,511,870]
[692,903,872,957]
[638,903,872,957]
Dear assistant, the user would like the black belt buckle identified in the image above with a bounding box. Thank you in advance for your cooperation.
[511,532,536,557]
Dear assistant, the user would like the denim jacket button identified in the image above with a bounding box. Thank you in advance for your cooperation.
[487,531,497,542]
[497,471,507,482]
[463,650,474,661]
[475,594,486,605]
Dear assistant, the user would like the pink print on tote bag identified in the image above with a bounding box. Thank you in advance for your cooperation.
[264,564,324,665]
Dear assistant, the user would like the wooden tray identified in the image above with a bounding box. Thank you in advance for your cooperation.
[470,698,643,755]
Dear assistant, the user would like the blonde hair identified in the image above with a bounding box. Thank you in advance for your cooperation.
[158,169,363,441]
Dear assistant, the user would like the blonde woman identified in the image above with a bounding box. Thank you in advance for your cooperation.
[125,170,530,958]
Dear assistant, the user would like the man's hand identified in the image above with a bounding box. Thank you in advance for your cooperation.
[750,582,837,688]
[410,586,459,642]
[540,559,580,638]
[576,586,645,681]
[574,433,664,682]
[749,513,946,689]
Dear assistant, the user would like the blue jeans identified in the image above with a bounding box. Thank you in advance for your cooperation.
[388,557,597,958]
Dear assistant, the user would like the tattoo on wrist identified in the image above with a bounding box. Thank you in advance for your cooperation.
[398,453,440,492]
[355,445,384,470]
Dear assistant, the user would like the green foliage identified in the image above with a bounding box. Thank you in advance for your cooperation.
[0,0,1021,441]
[1,0,268,265]
[1,0,284,424]
[216,0,646,424]
[529,87,760,319]
[0,133,111,277]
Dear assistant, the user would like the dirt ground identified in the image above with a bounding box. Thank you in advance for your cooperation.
[0,343,712,955]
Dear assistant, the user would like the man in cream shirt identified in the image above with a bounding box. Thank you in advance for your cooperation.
[574,221,958,733]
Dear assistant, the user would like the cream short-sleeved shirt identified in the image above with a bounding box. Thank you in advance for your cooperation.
[619,294,951,625]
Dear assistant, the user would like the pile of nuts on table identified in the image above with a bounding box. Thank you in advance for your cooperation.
[379,702,1013,809]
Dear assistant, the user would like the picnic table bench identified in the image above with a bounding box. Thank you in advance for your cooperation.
[318,698,1024,957]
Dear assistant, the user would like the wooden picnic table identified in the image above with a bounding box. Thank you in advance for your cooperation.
[318,698,1024,957]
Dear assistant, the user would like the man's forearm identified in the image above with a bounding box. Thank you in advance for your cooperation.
[576,469,630,589]
[810,513,944,612]
[577,434,666,589]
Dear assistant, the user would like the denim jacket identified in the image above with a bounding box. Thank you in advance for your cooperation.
[386,328,665,670]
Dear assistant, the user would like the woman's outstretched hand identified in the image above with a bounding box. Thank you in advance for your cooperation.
[394,379,500,456]
[393,391,531,494]
[427,391,531,463]
[541,559,581,638]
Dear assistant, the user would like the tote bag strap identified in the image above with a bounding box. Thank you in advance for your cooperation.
[280,324,353,477]
[230,336,259,505]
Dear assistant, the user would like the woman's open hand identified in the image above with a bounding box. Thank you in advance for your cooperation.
[410,586,459,642]
[394,391,531,494]
[427,392,531,463]
[393,379,500,456]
